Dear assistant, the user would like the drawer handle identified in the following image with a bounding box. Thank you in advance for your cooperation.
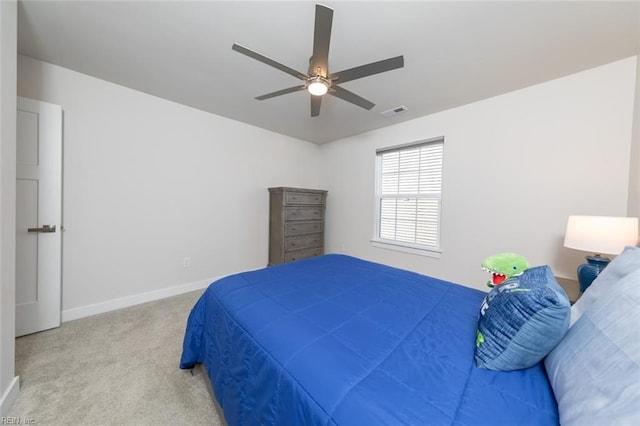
[291,227,297,231]
[291,243,296,247]
[292,196,297,199]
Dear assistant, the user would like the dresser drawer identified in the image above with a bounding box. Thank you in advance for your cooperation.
[285,191,325,205]
[284,248,323,263]
[285,221,323,236]
[285,234,323,252]
[285,207,324,221]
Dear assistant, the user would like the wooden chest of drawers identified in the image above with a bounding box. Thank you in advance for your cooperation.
[268,187,327,266]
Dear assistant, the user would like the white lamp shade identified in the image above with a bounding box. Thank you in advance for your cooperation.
[564,215,639,255]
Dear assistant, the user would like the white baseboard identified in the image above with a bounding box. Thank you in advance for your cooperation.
[0,376,20,416]
[61,277,216,322]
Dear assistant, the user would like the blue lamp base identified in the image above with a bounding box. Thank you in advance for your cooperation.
[577,255,611,292]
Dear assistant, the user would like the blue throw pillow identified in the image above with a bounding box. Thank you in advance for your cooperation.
[475,265,570,371]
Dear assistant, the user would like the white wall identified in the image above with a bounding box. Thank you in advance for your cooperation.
[628,55,640,223]
[321,57,637,290]
[11,53,640,320]
[0,0,19,416]
[17,55,323,317]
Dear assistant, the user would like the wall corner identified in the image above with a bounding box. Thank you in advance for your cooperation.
[627,55,640,226]
[0,0,18,415]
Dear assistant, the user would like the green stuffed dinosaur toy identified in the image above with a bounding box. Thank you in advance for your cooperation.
[481,253,530,288]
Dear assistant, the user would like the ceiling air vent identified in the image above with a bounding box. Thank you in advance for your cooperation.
[381,105,408,117]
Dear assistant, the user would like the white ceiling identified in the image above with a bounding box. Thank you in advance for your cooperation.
[17,1,640,144]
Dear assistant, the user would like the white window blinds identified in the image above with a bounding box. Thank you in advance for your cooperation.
[375,139,444,251]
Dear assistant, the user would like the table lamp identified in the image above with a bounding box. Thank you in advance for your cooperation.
[563,215,639,292]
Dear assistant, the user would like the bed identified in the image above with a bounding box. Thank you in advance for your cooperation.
[180,254,563,425]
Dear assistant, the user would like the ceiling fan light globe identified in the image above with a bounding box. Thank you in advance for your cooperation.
[308,80,328,96]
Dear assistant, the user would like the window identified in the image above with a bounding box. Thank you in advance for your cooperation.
[373,138,444,255]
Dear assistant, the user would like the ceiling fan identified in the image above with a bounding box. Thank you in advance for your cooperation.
[232,4,404,117]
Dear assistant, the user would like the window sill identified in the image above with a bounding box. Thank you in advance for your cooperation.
[370,239,441,259]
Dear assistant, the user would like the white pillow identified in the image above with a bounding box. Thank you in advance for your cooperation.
[544,267,640,425]
[570,246,640,326]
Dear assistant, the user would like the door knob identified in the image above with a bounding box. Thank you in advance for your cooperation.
[28,224,56,233]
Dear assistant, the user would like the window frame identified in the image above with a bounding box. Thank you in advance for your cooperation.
[371,137,444,258]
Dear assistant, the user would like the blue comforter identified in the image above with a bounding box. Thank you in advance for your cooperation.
[180,254,558,425]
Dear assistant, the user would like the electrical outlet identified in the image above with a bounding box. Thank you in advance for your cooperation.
[183,257,191,268]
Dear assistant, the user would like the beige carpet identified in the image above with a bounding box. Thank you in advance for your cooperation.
[8,291,225,425]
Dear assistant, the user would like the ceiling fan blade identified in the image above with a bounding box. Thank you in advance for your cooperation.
[329,86,375,110]
[256,85,306,100]
[232,43,307,80]
[311,95,322,117]
[309,4,334,77]
[331,56,404,84]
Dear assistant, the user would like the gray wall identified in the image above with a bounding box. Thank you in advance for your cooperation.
[0,0,18,416]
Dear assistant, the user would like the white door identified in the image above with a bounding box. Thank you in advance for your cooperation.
[16,97,62,337]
